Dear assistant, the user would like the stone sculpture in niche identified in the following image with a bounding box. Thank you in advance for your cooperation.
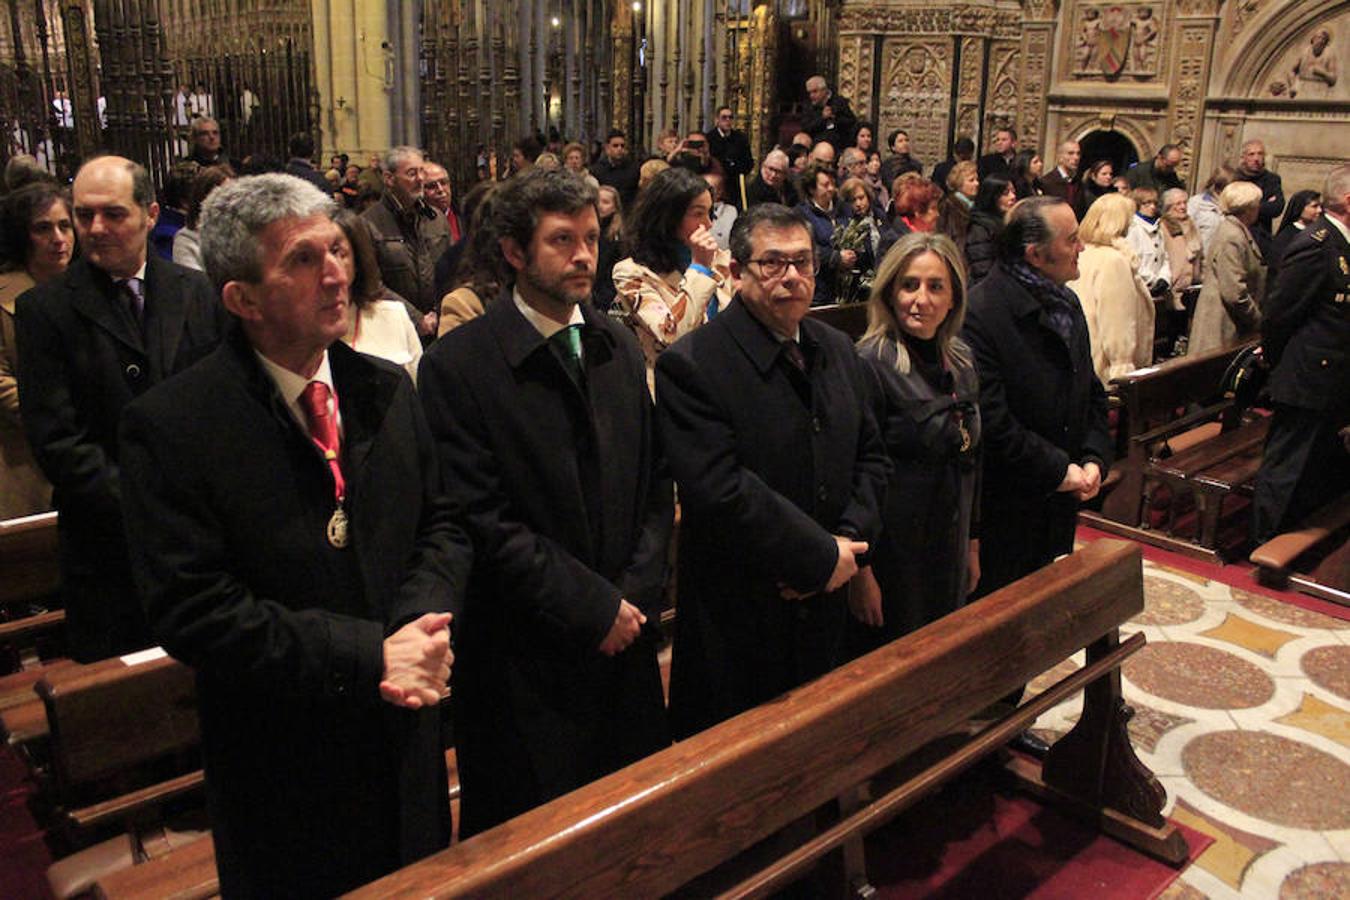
[1076,7,1101,70]
[1288,28,1337,99]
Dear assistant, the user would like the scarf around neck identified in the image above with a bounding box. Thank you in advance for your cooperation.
[1006,260,1080,344]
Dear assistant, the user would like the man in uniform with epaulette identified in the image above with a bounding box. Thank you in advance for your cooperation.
[1253,164,1350,542]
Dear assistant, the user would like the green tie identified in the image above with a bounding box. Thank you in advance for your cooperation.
[551,324,584,385]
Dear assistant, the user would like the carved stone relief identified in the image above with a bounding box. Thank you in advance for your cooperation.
[1265,18,1344,100]
[1164,23,1214,180]
[1018,25,1053,150]
[1070,2,1165,79]
[857,36,876,122]
[839,36,862,114]
[876,37,951,166]
[985,42,1020,136]
[956,34,983,144]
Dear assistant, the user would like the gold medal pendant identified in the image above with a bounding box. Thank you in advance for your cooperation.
[327,506,350,548]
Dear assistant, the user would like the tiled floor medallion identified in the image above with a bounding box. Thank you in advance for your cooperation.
[1135,575,1208,625]
[1181,731,1350,830]
[1300,645,1350,702]
[1123,642,1275,709]
[1277,861,1350,899]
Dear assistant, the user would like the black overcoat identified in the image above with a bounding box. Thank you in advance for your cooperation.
[120,331,471,898]
[418,295,673,838]
[16,254,224,660]
[654,298,889,739]
[961,263,1111,597]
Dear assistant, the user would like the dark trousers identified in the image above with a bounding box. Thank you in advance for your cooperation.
[1253,404,1350,544]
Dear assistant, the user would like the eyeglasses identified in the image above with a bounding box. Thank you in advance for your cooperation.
[747,255,817,279]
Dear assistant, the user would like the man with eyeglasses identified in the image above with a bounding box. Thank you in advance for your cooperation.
[745,149,800,208]
[655,203,888,739]
[705,106,753,206]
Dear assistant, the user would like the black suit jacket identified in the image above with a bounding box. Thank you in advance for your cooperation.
[654,298,888,739]
[961,263,1111,595]
[16,254,224,660]
[705,127,754,194]
[419,293,673,837]
[802,93,858,152]
[120,331,471,897]
[1263,216,1350,412]
[1041,168,1081,211]
[978,152,1013,181]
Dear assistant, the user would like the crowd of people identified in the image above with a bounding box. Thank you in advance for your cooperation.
[0,71,1346,897]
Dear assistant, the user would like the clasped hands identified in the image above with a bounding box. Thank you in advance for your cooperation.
[1057,461,1102,502]
[381,612,453,709]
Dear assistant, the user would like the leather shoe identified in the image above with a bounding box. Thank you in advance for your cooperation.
[1010,730,1050,759]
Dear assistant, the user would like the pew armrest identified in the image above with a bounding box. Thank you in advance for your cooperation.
[1131,400,1232,448]
[68,770,206,831]
[91,834,218,900]
[1250,493,1350,573]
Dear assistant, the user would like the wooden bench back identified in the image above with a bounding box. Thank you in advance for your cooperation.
[352,539,1144,898]
[38,655,199,788]
[0,511,60,608]
[806,303,868,340]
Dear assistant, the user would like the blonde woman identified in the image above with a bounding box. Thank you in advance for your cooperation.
[1188,181,1266,354]
[1067,193,1155,382]
[848,232,981,651]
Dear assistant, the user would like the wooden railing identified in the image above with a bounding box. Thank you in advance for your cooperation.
[351,538,1181,898]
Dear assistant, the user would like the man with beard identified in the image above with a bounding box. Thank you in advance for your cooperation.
[419,170,673,837]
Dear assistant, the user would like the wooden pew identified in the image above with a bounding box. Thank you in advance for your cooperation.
[343,539,1180,898]
[0,511,65,668]
[1250,492,1350,608]
[1082,341,1263,561]
[806,302,868,340]
[35,652,206,899]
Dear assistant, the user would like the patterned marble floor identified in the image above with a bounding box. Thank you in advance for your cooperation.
[1026,552,1350,899]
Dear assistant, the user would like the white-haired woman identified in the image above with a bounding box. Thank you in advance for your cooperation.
[1188,181,1266,355]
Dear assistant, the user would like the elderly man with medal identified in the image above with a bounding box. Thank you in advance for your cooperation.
[119,173,473,898]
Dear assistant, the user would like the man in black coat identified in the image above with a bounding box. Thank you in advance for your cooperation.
[879,128,924,190]
[978,126,1018,181]
[962,196,1111,600]
[419,170,673,838]
[16,155,225,662]
[1253,165,1350,542]
[705,106,754,206]
[744,149,801,208]
[283,130,334,194]
[119,174,470,897]
[592,129,641,207]
[655,204,888,739]
[1039,139,1082,211]
[1236,139,1286,241]
[802,75,858,154]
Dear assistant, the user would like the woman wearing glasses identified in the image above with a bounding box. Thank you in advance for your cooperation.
[613,166,733,394]
[847,233,982,653]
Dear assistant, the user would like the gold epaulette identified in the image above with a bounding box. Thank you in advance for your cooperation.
[1311,227,1328,242]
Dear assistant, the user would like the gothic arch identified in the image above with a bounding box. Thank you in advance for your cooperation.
[1216,0,1350,97]
[1060,112,1149,160]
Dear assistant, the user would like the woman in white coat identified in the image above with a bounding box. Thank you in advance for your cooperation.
[1067,193,1155,383]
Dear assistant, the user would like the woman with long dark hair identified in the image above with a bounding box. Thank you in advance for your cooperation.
[1010,148,1045,198]
[1076,159,1116,219]
[0,182,72,515]
[613,166,732,393]
[848,232,982,650]
[963,174,1016,283]
[334,210,423,381]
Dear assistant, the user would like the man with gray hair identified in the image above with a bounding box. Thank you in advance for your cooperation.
[1235,139,1286,242]
[17,154,223,661]
[802,74,857,152]
[745,148,800,208]
[361,145,450,336]
[838,145,867,184]
[960,195,1111,754]
[119,173,472,896]
[1254,165,1350,541]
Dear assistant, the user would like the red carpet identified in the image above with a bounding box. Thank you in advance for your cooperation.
[866,765,1212,900]
[1076,524,1350,622]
